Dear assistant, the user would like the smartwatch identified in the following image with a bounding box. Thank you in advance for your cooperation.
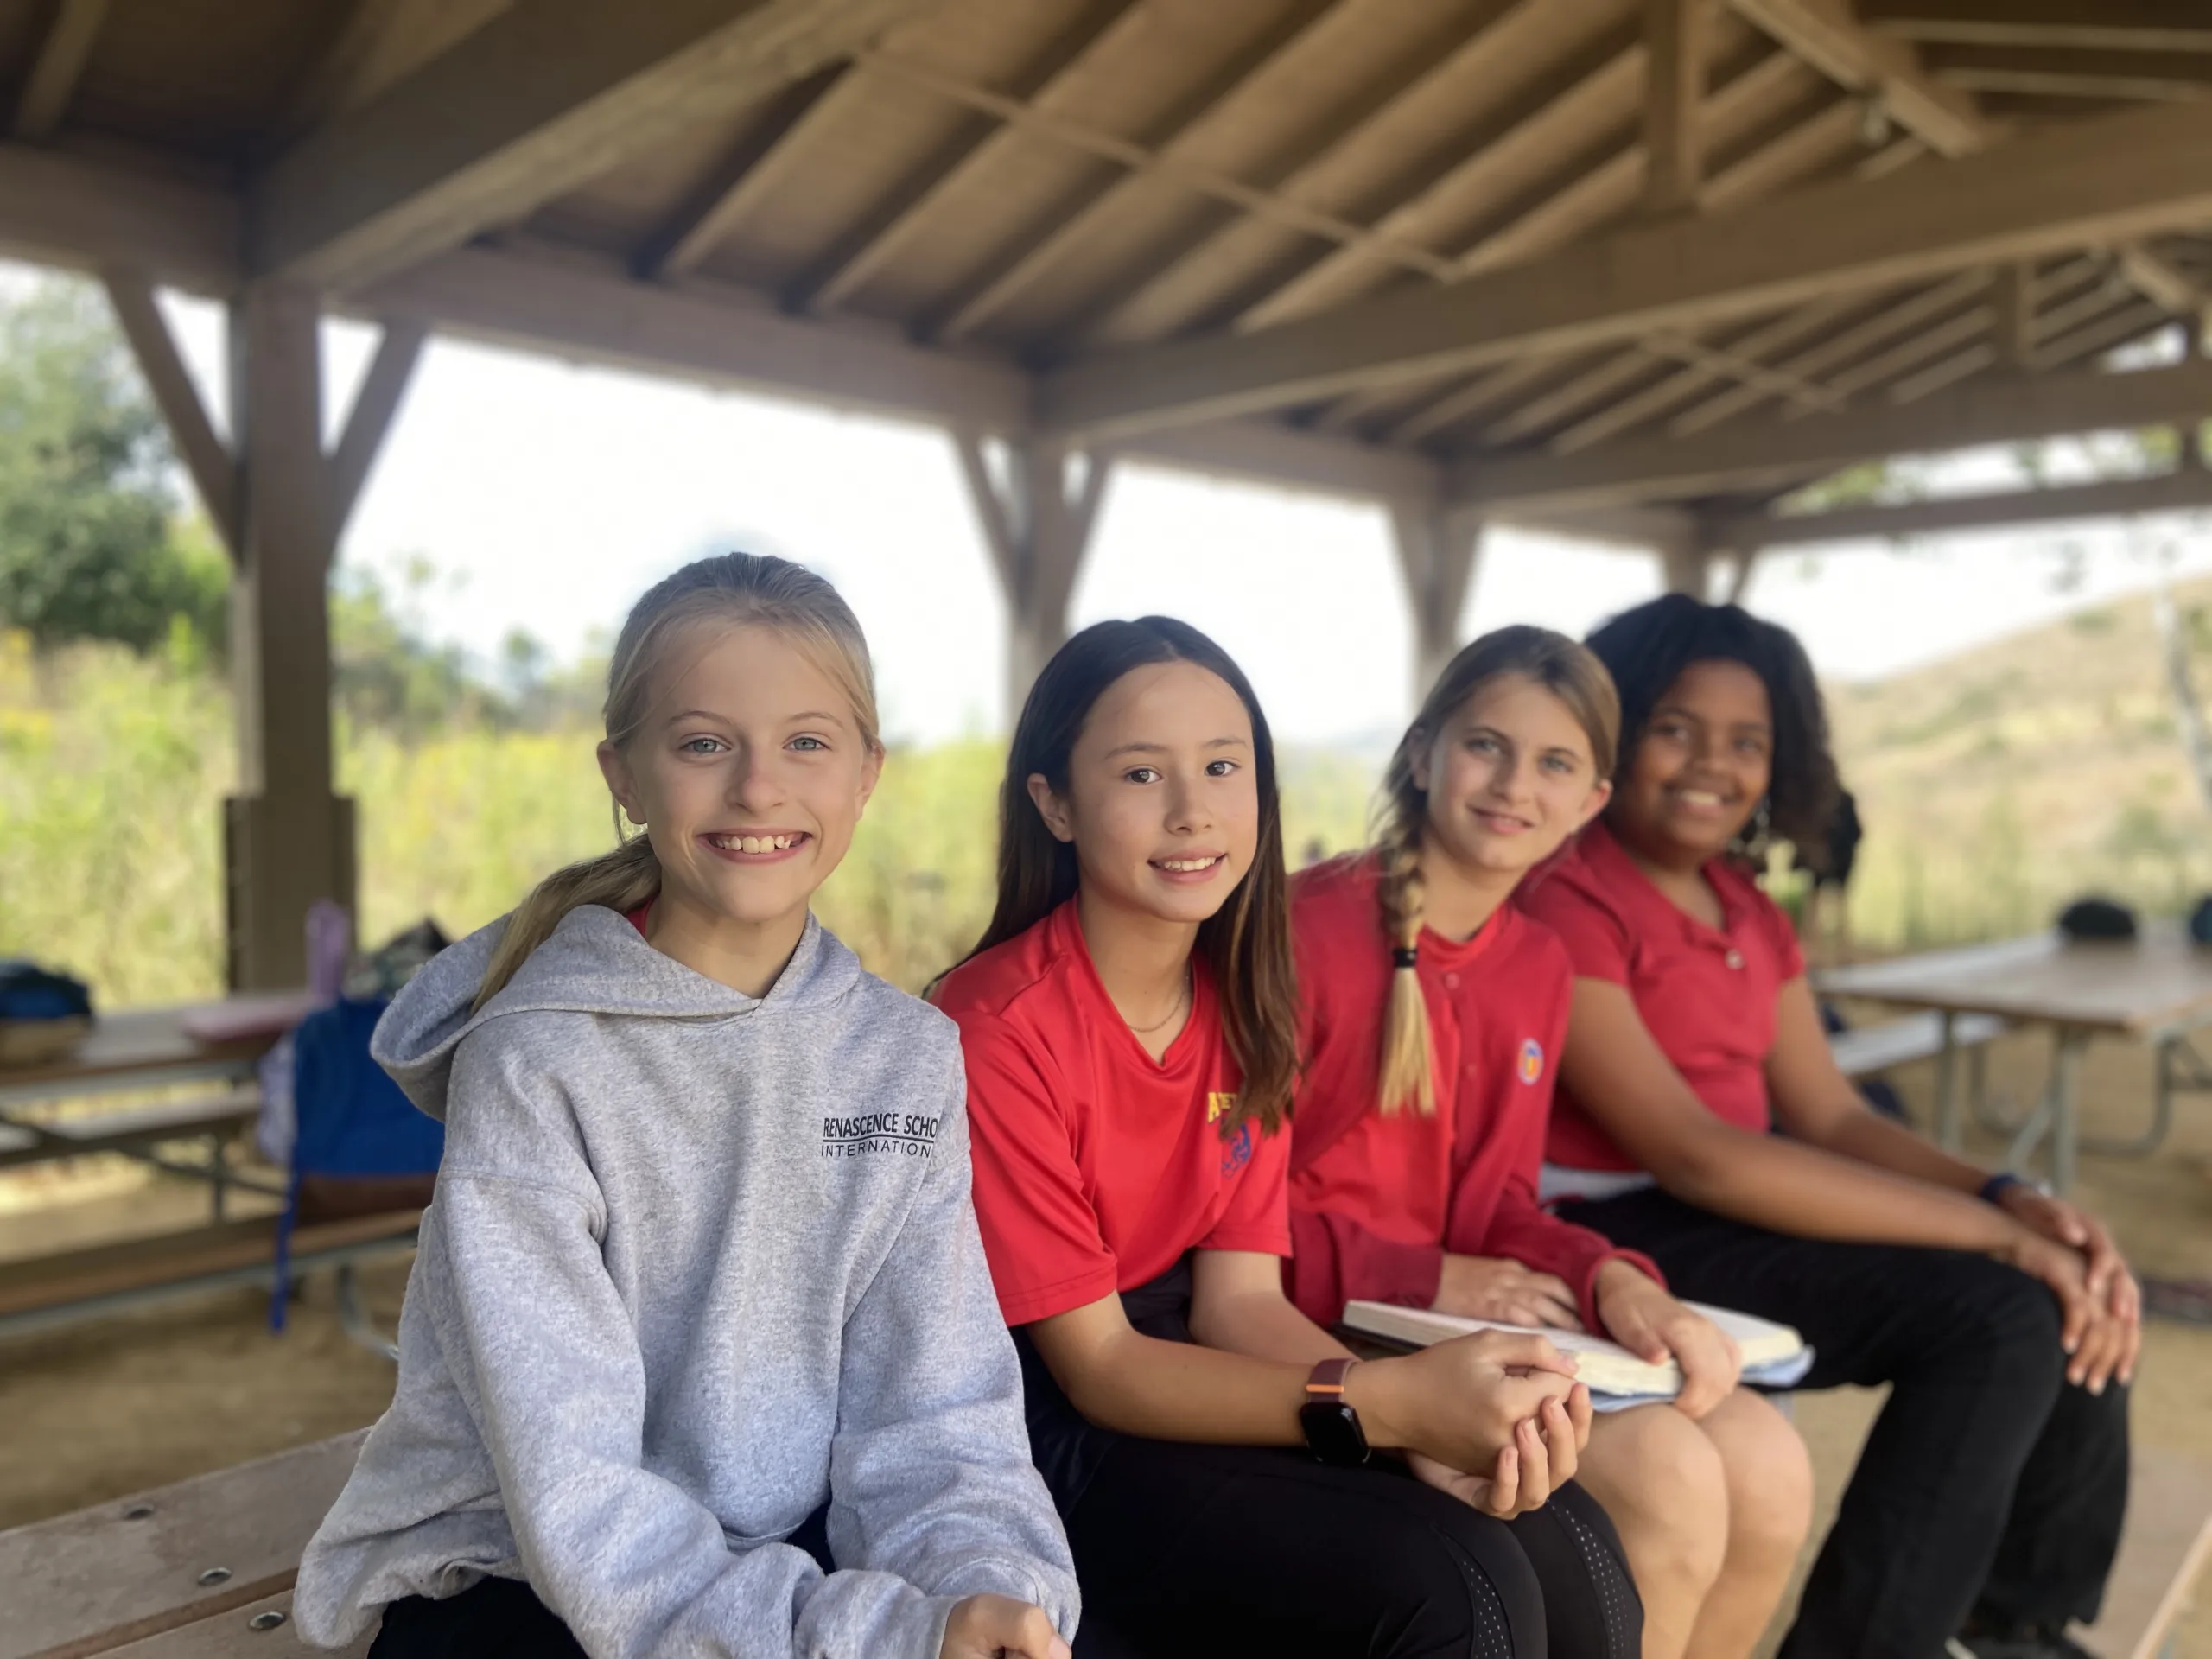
[1980,1171,2052,1206]
[1300,1357,1371,1466]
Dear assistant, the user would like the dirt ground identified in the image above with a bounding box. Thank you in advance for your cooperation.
[2,1026,2209,1651]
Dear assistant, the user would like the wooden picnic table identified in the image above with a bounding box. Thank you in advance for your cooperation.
[1817,920,2212,1194]
[0,995,307,1217]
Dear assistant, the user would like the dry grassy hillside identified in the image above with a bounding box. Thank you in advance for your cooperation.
[1830,575,2212,949]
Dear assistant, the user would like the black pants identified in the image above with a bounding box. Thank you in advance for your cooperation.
[1559,1189,2130,1659]
[370,1510,836,1658]
[1021,1258,1641,1659]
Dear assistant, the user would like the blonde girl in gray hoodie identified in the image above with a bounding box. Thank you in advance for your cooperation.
[296,554,1078,1659]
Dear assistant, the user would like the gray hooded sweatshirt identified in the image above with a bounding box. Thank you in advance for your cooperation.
[294,905,1077,1658]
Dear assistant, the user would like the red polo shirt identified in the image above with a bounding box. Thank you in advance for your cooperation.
[938,899,1292,1327]
[1517,821,1805,1173]
[1285,855,1661,1332]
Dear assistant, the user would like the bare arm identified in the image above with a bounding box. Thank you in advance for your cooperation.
[1563,977,2022,1249]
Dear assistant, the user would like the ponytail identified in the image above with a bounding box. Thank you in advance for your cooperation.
[473,551,880,1011]
[474,834,660,1012]
[1371,626,1619,1118]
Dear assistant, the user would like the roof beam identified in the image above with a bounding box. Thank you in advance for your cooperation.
[1644,0,1711,217]
[1109,420,1442,507]
[1859,0,2212,56]
[2117,243,2212,340]
[249,0,934,290]
[1726,0,1990,156]
[785,0,1141,315]
[1447,354,2212,512]
[1039,100,2212,442]
[12,0,107,141]
[361,245,1030,431]
[1714,466,2212,549]
[0,142,236,291]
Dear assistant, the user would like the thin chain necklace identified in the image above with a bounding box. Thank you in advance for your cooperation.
[1125,966,1192,1036]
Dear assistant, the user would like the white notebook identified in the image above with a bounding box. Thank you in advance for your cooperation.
[1341,1299,1814,1409]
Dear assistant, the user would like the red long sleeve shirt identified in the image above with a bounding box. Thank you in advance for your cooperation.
[1285,854,1661,1331]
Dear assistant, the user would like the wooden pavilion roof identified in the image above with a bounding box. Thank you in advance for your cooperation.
[2,0,2210,550]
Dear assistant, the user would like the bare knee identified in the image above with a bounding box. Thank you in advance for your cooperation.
[1702,1391,1815,1568]
[1581,1403,1730,1592]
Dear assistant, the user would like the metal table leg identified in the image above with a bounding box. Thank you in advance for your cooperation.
[1934,1010,1962,1150]
[2083,1033,2200,1158]
[2006,1027,2091,1195]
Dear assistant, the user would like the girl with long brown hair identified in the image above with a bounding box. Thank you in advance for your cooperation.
[1285,626,1812,1659]
[936,616,1637,1659]
[296,554,1077,1659]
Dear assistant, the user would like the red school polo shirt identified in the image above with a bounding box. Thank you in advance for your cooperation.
[1285,855,1660,1332]
[937,899,1293,1327]
[1516,821,1806,1173]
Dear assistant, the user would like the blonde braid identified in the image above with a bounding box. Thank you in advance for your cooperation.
[1373,765,1436,1118]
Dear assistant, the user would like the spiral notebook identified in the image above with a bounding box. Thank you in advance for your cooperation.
[1340,1299,1815,1411]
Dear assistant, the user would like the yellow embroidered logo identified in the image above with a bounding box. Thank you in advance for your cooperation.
[1206,1091,1239,1123]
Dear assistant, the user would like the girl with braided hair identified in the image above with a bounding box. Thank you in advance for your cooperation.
[1287,626,1812,1659]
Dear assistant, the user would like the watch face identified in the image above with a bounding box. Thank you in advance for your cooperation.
[1300,1400,1371,1466]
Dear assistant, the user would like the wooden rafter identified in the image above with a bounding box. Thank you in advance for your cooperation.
[1291,43,1824,435]
[919,0,1357,344]
[1644,0,1710,216]
[1447,355,2212,511]
[250,0,937,289]
[785,0,1142,315]
[1859,0,2212,56]
[1716,467,2212,550]
[12,0,108,142]
[641,67,853,283]
[1726,0,1990,156]
[1928,47,2212,105]
[1040,100,2212,440]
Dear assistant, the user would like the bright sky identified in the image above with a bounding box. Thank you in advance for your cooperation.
[130,282,2212,749]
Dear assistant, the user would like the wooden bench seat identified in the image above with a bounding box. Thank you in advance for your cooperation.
[1828,1011,2007,1079]
[0,1211,420,1337]
[96,1592,370,1658]
[0,1433,366,1659]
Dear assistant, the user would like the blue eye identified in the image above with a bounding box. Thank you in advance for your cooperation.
[789,735,828,752]
[680,736,723,754]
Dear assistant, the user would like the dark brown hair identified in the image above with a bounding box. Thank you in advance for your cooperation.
[1372,626,1619,1116]
[961,617,1298,1135]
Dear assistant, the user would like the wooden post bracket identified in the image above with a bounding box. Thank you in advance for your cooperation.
[99,272,427,566]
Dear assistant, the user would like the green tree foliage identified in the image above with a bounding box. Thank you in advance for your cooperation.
[0,278,227,653]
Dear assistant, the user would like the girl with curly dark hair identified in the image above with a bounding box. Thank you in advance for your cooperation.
[1521,594,2138,1659]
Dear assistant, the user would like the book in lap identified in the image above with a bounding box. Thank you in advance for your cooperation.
[1341,1300,1815,1411]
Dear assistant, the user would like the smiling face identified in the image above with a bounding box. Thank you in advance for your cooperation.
[1413,672,1611,884]
[1611,657,1774,863]
[598,622,880,936]
[1027,658,1260,930]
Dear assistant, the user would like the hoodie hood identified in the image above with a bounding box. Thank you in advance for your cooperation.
[372,905,859,1122]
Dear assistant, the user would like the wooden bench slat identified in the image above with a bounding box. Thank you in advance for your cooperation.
[0,1433,366,1659]
[95,1592,372,1659]
[2080,1447,2212,1659]
[0,1212,420,1320]
[41,1092,260,1144]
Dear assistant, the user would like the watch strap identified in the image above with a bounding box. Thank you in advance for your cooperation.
[1306,1357,1357,1398]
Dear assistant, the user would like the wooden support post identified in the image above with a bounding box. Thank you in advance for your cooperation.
[1661,541,1713,597]
[226,284,348,991]
[1389,504,1483,702]
[1644,0,1708,217]
[957,434,1112,723]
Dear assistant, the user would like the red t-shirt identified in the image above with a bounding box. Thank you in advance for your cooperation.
[1517,821,1807,1173]
[937,899,1293,1326]
[1285,855,1660,1331]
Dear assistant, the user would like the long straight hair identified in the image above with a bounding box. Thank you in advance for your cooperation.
[473,552,880,1010]
[961,617,1299,1135]
[1371,626,1619,1117]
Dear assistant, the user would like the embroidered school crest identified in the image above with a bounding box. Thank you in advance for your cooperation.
[1206,1090,1239,1123]
[1517,1038,1545,1086]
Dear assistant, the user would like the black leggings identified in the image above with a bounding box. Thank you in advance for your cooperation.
[1064,1436,1640,1659]
[1560,1188,2129,1659]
